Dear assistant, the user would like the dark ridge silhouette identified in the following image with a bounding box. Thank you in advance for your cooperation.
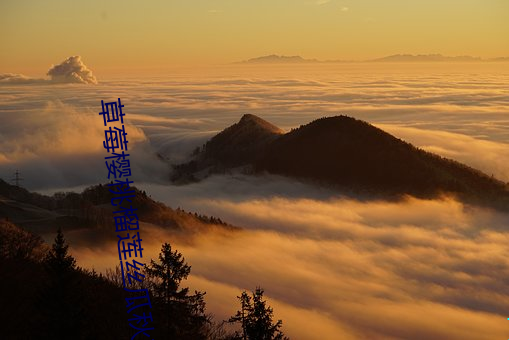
[173,114,509,210]
[172,114,283,182]
[203,113,282,165]
[0,179,237,237]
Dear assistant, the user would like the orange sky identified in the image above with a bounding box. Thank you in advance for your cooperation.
[1,0,508,75]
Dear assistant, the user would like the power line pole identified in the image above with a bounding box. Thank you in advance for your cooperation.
[11,169,23,187]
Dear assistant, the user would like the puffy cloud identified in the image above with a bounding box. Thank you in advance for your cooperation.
[47,56,97,84]
[0,56,97,85]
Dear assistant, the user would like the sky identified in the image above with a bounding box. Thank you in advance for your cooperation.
[1,0,508,74]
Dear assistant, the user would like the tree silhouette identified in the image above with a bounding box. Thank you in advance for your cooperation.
[38,228,85,339]
[45,227,76,274]
[229,288,288,340]
[145,242,209,339]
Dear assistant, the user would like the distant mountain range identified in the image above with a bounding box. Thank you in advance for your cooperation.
[371,54,482,62]
[239,55,321,64]
[172,114,509,210]
[238,54,509,64]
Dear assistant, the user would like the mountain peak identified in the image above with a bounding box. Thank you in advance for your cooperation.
[200,114,283,166]
[237,114,284,134]
[171,115,283,177]
[239,113,261,123]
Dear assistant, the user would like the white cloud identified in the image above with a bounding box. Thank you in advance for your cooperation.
[0,55,97,84]
[47,56,97,84]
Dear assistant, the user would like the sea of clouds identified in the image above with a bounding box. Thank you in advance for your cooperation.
[71,179,509,339]
[1,61,508,188]
[1,59,509,339]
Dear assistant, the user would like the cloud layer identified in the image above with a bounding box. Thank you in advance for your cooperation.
[0,100,168,188]
[2,63,508,339]
[0,73,45,84]
[2,63,508,189]
[68,178,509,340]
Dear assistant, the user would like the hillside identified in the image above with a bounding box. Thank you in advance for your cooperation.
[173,115,509,209]
[172,114,283,182]
[0,179,236,237]
[0,219,176,339]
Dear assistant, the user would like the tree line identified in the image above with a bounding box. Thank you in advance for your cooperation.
[0,222,288,339]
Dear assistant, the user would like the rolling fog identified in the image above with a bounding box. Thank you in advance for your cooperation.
[1,63,509,339]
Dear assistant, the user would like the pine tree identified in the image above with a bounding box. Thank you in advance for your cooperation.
[38,228,85,339]
[145,242,209,339]
[229,288,288,340]
[45,227,76,274]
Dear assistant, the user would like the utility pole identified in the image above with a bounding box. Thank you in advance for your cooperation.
[11,169,23,187]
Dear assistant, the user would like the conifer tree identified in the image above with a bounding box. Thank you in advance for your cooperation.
[39,228,84,339]
[229,288,288,340]
[45,227,76,274]
[145,242,209,339]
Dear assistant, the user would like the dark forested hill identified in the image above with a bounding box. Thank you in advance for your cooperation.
[173,114,509,209]
[203,113,283,166]
[0,179,235,236]
[172,114,283,182]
